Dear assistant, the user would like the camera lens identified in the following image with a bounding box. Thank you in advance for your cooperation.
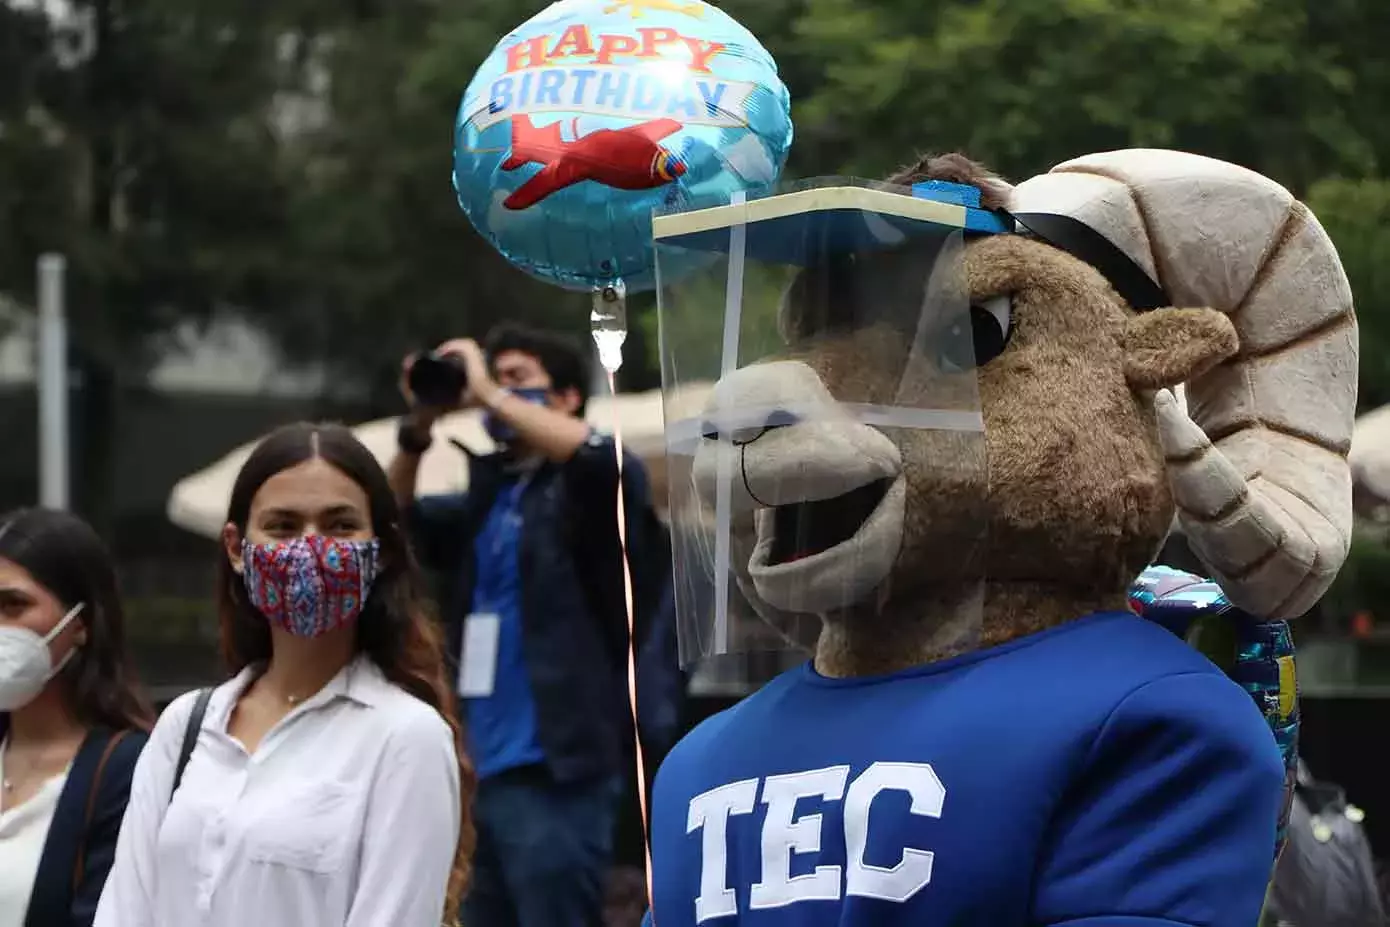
[408,353,468,407]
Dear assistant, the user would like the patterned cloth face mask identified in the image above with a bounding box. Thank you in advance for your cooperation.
[241,535,381,638]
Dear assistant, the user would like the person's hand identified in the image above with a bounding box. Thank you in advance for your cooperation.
[435,338,501,409]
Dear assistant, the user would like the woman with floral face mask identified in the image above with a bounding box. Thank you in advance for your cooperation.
[0,507,153,927]
[95,423,474,927]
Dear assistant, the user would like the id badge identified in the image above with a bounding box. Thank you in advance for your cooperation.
[458,613,501,698]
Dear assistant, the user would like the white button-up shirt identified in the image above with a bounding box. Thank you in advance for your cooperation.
[94,655,461,927]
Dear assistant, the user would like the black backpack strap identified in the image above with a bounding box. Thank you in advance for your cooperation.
[171,688,213,802]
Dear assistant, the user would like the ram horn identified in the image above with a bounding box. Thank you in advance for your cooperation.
[1010,150,1357,618]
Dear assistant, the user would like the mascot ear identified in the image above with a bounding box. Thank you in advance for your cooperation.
[1123,308,1238,390]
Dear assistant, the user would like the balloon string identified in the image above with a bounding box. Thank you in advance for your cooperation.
[607,369,655,914]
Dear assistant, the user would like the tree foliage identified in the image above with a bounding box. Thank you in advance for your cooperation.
[0,0,307,524]
[782,0,1373,189]
[4,0,1390,503]
[266,0,589,403]
[0,0,308,364]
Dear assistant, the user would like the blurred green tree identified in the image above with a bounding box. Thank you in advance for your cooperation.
[781,0,1374,189]
[270,0,589,408]
[307,0,1380,389]
[0,0,309,528]
[6,0,1390,524]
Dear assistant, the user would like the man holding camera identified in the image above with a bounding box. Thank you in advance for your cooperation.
[389,323,670,927]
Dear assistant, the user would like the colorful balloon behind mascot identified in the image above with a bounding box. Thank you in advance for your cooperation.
[453,0,793,294]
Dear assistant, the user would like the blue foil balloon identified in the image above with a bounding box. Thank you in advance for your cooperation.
[453,0,793,294]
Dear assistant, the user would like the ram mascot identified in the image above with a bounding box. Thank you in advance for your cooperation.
[644,149,1356,927]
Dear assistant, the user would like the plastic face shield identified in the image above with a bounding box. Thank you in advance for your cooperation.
[655,178,1009,681]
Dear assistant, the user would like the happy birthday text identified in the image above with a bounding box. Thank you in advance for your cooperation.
[504,25,727,74]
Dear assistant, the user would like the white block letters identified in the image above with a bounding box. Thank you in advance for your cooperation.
[751,766,850,910]
[844,762,944,901]
[689,778,759,923]
[688,762,945,922]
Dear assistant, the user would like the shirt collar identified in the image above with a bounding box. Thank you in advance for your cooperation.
[209,653,390,731]
[337,656,393,708]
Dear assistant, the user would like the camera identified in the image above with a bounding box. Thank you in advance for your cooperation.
[407,351,468,408]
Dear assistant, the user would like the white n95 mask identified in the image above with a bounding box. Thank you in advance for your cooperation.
[0,603,84,712]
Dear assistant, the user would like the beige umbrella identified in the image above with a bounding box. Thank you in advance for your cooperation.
[1349,404,1390,519]
[166,385,712,540]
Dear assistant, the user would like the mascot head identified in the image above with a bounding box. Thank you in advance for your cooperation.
[662,150,1356,676]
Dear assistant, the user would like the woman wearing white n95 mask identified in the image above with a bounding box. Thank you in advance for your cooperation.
[0,508,154,927]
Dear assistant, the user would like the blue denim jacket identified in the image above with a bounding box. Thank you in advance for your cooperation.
[407,432,671,783]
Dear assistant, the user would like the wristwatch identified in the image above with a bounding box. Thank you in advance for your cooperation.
[396,415,434,455]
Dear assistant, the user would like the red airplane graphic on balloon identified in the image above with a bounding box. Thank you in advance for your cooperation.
[500,114,687,210]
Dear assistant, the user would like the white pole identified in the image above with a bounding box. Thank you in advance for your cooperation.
[36,253,70,510]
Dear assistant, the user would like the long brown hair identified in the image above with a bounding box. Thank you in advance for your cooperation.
[215,422,475,911]
[0,507,154,732]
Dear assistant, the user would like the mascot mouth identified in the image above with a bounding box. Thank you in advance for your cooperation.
[688,382,908,614]
[768,478,894,564]
[746,473,906,614]
[750,471,905,571]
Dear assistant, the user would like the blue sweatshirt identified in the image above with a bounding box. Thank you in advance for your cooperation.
[646,611,1285,926]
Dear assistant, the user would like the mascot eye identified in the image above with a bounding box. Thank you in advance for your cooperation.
[938,295,1013,372]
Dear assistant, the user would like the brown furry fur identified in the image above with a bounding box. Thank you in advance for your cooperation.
[782,156,1237,677]
[887,153,1013,211]
[1124,309,1238,389]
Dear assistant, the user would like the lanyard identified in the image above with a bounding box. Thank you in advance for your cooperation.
[488,475,531,559]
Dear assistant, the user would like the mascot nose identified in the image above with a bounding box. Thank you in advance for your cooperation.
[692,360,836,516]
[700,408,800,445]
[698,360,837,442]
[691,359,901,515]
